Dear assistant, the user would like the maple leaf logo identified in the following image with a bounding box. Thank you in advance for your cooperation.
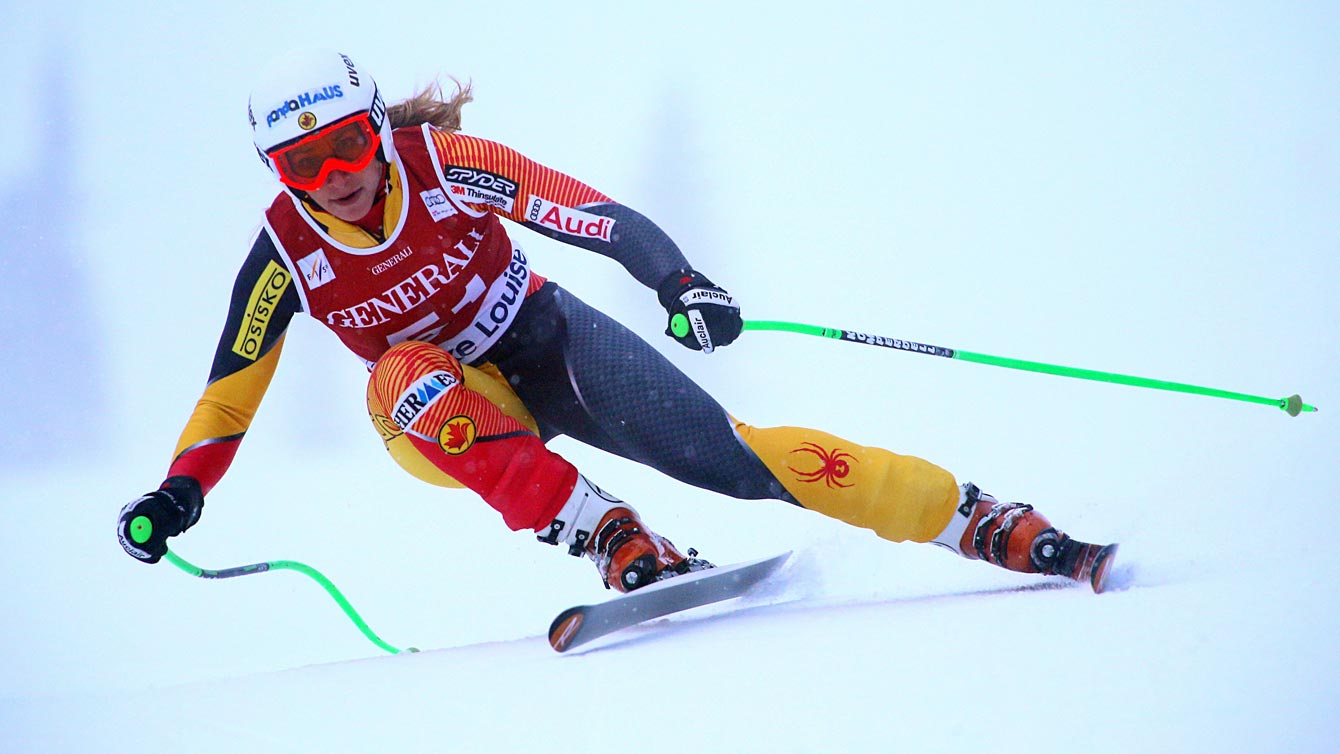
[440,416,476,455]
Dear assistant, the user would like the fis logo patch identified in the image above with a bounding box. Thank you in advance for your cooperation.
[232,260,291,360]
[296,249,336,290]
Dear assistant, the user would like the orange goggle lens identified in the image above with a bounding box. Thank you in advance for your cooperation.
[268,114,380,191]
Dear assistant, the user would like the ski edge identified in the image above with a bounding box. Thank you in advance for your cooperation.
[547,551,791,653]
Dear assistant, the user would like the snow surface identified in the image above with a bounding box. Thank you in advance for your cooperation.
[4,450,1338,753]
[3,3,1338,753]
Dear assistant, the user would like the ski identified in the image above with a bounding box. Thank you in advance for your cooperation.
[548,552,791,653]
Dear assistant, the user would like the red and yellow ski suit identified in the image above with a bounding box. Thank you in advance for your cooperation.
[168,124,960,544]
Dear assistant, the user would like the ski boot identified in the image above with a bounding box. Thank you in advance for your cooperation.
[538,475,713,592]
[931,483,1119,593]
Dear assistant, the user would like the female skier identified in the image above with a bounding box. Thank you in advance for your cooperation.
[117,50,1117,594]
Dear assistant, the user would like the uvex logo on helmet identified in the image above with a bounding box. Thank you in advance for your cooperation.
[340,54,360,86]
[266,85,344,127]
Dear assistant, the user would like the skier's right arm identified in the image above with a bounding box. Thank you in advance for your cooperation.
[117,229,301,563]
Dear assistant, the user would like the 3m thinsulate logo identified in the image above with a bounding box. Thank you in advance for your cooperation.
[232,260,291,360]
[443,166,517,212]
[443,166,517,197]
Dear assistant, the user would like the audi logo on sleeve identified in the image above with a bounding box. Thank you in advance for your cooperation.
[524,196,615,242]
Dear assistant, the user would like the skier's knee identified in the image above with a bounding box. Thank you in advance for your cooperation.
[364,342,543,491]
[366,343,469,489]
[368,341,466,434]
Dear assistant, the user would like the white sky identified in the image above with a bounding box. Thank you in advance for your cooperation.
[3,1,1334,457]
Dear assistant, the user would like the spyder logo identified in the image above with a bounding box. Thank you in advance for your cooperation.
[787,442,857,489]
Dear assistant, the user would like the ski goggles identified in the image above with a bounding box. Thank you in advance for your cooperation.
[267,113,381,191]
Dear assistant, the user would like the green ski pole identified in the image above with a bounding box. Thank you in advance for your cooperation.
[740,318,1317,417]
[127,515,417,655]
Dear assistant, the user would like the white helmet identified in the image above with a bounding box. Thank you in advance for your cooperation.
[247,49,395,189]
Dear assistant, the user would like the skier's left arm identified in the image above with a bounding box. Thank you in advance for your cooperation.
[429,130,742,352]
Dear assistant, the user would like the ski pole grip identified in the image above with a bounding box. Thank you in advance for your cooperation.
[670,312,690,338]
[130,515,153,545]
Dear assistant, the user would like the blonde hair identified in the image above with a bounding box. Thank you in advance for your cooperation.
[387,78,473,132]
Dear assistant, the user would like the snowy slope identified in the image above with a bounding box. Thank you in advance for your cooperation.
[6,535,1336,754]
[4,439,1339,754]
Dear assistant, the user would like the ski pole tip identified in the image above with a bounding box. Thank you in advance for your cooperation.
[1281,394,1317,417]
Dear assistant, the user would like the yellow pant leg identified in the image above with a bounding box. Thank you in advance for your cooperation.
[734,420,959,543]
[367,363,540,488]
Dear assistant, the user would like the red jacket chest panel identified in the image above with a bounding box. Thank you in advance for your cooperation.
[263,128,530,365]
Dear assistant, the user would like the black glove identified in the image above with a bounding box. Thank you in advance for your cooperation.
[656,269,742,353]
[117,476,204,564]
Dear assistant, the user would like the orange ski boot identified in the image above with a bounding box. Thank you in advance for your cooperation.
[932,483,1119,593]
[538,475,712,592]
